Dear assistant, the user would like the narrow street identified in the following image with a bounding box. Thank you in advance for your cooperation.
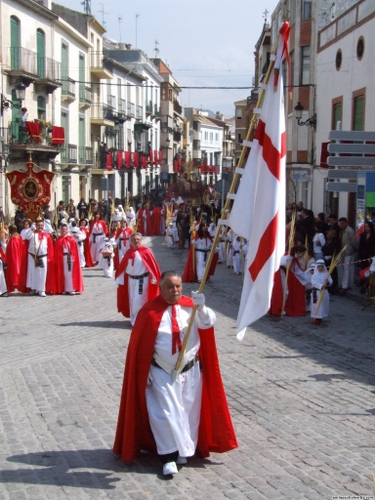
[0,235,374,499]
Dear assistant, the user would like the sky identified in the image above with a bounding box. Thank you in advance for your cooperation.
[57,0,280,118]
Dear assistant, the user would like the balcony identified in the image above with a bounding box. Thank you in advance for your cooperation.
[61,77,76,104]
[146,101,153,116]
[135,105,143,121]
[127,101,135,118]
[173,100,182,115]
[34,56,61,94]
[90,103,115,127]
[5,120,63,162]
[60,143,77,165]
[154,104,161,121]
[79,85,92,109]
[78,146,93,166]
[90,51,113,79]
[117,98,127,123]
[6,47,61,92]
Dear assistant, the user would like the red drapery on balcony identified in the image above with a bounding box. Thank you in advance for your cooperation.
[142,154,147,168]
[133,152,139,168]
[117,151,125,169]
[106,151,113,171]
[51,126,64,145]
[320,142,330,168]
[26,122,41,142]
[149,149,154,164]
[158,150,162,164]
[125,151,131,168]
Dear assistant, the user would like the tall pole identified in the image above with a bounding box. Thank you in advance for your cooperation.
[135,14,139,48]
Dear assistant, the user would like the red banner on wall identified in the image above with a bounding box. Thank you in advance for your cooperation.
[6,161,56,221]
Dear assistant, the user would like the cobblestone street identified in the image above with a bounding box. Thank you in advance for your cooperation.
[0,235,375,499]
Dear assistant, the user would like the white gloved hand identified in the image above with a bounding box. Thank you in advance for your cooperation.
[192,291,205,311]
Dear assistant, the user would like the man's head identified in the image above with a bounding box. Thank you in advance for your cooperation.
[130,232,142,250]
[328,214,338,224]
[120,219,127,227]
[160,271,182,305]
[338,217,348,230]
[60,224,68,236]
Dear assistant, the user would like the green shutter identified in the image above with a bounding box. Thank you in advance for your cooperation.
[10,17,20,70]
[37,29,45,78]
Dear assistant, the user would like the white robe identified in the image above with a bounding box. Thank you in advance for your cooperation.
[23,229,49,293]
[145,304,216,457]
[123,251,149,325]
[70,228,86,268]
[99,240,115,278]
[89,221,106,263]
[310,268,333,319]
[193,236,213,281]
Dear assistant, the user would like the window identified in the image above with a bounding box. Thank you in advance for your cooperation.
[357,37,364,60]
[300,46,310,85]
[37,96,46,120]
[332,98,342,130]
[10,16,20,70]
[301,0,312,20]
[335,49,342,71]
[352,92,365,131]
[210,132,213,142]
[236,108,242,119]
[36,29,45,78]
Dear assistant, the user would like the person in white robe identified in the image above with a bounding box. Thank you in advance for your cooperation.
[69,224,86,268]
[99,237,115,278]
[310,259,333,324]
[145,272,216,476]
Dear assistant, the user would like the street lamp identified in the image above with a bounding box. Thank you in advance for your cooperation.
[294,102,316,129]
[1,80,26,116]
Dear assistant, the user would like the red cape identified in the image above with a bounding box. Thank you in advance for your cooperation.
[54,235,84,294]
[80,227,95,267]
[5,235,24,292]
[113,294,238,461]
[89,219,108,236]
[136,208,152,235]
[115,246,161,318]
[18,233,56,294]
[151,206,162,235]
[269,260,306,317]
[285,258,306,317]
[182,238,218,283]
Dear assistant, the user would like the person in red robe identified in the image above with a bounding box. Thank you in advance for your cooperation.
[151,203,163,235]
[115,232,161,325]
[89,212,108,264]
[54,224,84,294]
[5,224,24,293]
[269,254,309,317]
[113,270,238,475]
[113,219,132,270]
[136,203,152,235]
[79,219,95,267]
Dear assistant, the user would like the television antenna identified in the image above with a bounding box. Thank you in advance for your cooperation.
[98,3,108,26]
[154,40,159,58]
